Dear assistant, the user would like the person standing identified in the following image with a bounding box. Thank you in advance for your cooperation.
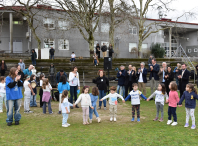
[49,63,56,86]
[31,49,37,66]
[148,55,153,68]
[158,62,167,84]
[49,47,55,60]
[0,60,7,76]
[173,63,181,90]
[178,64,190,98]
[148,58,160,94]
[56,69,67,85]
[108,44,114,58]
[95,43,101,59]
[101,43,107,58]
[18,59,25,71]
[16,65,24,83]
[23,65,33,76]
[137,62,147,96]
[31,66,37,76]
[116,65,126,98]
[6,67,23,126]
[164,66,174,95]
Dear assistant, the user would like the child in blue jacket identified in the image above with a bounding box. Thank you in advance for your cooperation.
[179,83,198,129]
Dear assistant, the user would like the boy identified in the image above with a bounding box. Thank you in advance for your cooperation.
[70,52,76,62]
[100,86,125,122]
[125,83,147,122]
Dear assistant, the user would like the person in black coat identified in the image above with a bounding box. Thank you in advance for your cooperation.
[178,64,190,98]
[49,47,55,60]
[31,49,37,66]
[101,43,107,58]
[117,65,126,98]
[56,69,67,85]
[95,43,100,59]
[164,66,174,95]
[0,60,7,76]
[17,65,24,82]
[108,44,114,57]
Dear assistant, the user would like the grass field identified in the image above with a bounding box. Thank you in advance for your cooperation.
[0,87,198,146]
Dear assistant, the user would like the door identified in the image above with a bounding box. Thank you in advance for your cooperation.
[9,40,23,53]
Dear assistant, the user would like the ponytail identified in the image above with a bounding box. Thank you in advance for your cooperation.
[186,83,197,94]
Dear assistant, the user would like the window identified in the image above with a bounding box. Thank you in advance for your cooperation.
[92,22,99,32]
[101,41,109,47]
[188,49,191,53]
[129,25,137,35]
[129,43,137,52]
[194,48,198,52]
[58,39,69,50]
[13,21,23,25]
[44,39,55,48]
[101,23,110,32]
[58,21,69,30]
[158,30,164,36]
[43,18,55,29]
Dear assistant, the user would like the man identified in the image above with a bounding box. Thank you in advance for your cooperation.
[56,69,67,85]
[137,62,147,96]
[70,52,76,62]
[23,65,33,76]
[48,63,56,86]
[178,64,190,98]
[148,58,160,94]
[148,55,153,68]
[158,62,167,84]
[101,43,107,58]
[31,49,37,66]
[125,65,134,98]
[49,47,55,60]
[18,59,25,71]
[117,65,126,98]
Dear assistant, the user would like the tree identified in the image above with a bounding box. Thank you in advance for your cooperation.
[55,0,104,51]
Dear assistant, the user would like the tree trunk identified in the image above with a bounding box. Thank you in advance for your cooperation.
[109,0,115,49]
[32,27,41,59]
[138,37,143,58]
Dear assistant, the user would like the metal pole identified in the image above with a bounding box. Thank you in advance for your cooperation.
[169,28,172,57]
[9,13,13,53]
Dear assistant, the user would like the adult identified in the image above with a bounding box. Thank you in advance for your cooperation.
[95,70,109,110]
[69,66,80,108]
[95,43,101,59]
[117,65,126,98]
[49,47,55,60]
[158,62,167,84]
[178,64,190,98]
[32,66,37,76]
[16,65,24,82]
[108,44,114,58]
[164,66,174,95]
[137,62,147,96]
[18,59,25,71]
[48,63,56,86]
[173,63,181,89]
[148,55,153,67]
[0,60,7,76]
[6,67,23,126]
[101,43,107,58]
[125,65,136,98]
[31,49,37,66]
[23,65,33,76]
[148,58,160,94]
[56,69,67,85]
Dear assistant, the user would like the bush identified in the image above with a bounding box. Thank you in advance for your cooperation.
[150,43,165,58]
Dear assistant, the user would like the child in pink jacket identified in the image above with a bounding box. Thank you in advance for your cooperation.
[166,82,180,126]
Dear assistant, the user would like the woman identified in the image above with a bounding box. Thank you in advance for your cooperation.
[95,43,100,59]
[164,66,174,95]
[108,44,114,58]
[31,49,37,66]
[5,67,23,126]
[173,63,181,90]
[132,66,138,83]
[17,65,24,82]
[95,70,109,110]
[0,60,7,76]
[69,66,80,108]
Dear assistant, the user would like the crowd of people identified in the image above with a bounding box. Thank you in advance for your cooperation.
[0,56,197,130]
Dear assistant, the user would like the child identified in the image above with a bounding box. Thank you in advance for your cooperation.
[23,75,35,113]
[93,53,98,66]
[167,81,180,126]
[147,83,169,122]
[125,83,147,122]
[42,78,53,114]
[30,75,37,107]
[39,74,45,108]
[74,86,94,125]
[89,87,101,123]
[0,76,7,113]
[100,86,125,122]
[178,83,198,129]
[61,90,73,127]
[70,52,76,62]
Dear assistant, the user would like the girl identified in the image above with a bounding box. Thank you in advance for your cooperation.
[58,75,70,114]
[0,60,7,76]
[89,87,101,123]
[74,86,94,125]
[30,75,37,107]
[24,75,35,113]
[93,53,99,66]
[164,66,174,95]
[39,74,45,108]
[61,90,73,127]
[0,76,7,113]
[42,78,53,114]
[178,83,198,129]
[147,83,169,122]
[167,81,180,126]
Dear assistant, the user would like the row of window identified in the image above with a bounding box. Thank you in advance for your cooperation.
[188,48,198,53]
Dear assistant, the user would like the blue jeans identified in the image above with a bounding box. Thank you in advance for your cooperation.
[30,94,37,107]
[99,90,106,107]
[168,106,177,122]
[70,58,75,62]
[50,55,54,60]
[32,60,36,65]
[62,113,69,125]
[94,59,97,65]
[89,105,99,119]
[70,86,77,104]
[117,85,125,98]
[6,99,22,123]
[43,99,52,114]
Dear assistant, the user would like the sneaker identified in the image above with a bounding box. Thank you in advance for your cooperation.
[104,107,106,110]
[24,110,28,113]
[171,122,178,126]
[191,125,196,129]
[114,118,116,122]
[76,104,79,108]
[131,118,135,122]
[58,111,61,114]
[89,119,92,123]
[97,64,98,66]
[153,117,158,121]
[0,110,3,113]
[97,107,101,110]
[137,118,140,122]
[66,123,71,126]
[62,124,68,127]
[97,117,101,123]
[184,123,189,128]
[7,122,12,126]
[28,110,34,113]
[15,121,19,125]
[70,106,73,109]
[167,120,172,125]
[159,118,163,122]
[49,112,53,114]
[110,117,113,122]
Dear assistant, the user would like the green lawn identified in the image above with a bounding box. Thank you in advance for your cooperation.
[0,88,198,146]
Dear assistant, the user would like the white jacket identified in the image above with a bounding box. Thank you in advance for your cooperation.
[69,72,80,87]
[74,93,92,107]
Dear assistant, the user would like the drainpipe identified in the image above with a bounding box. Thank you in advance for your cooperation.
[9,13,13,53]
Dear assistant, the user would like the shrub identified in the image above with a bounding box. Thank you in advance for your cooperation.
[150,43,165,58]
